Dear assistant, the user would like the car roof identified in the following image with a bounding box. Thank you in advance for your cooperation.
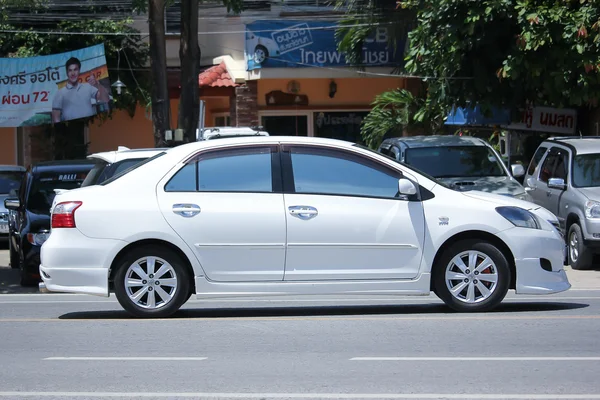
[381,135,488,148]
[546,137,600,155]
[87,147,169,164]
[162,135,355,160]
[0,165,26,172]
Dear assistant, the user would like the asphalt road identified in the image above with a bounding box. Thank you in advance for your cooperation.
[1,247,600,399]
[1,289,600,399]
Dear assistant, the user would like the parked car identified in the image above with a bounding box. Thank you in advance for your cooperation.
[40,136,569,318]
[81,146,168,188]
[378,135,531,201]
[524,136,600,270]
[0,165,26,245]
[4,160,94,285]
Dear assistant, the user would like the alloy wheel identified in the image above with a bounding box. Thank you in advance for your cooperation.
[124,256,178,310]
[569,231,579,263]
[445,250,499,304]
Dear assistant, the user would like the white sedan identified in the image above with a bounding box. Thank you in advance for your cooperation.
[40,136,570,318]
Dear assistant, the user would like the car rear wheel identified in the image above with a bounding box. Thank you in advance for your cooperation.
[114,246,191,318]
[568,223,593,270]
[433,240,510,312]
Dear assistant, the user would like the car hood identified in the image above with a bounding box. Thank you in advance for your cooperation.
[578,187,600,201]
[438,176,525,196]
[460,190,558,223]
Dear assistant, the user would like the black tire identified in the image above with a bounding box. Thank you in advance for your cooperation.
[568,223,593,270]
[433,240,510,312]
[20,265,38,287]
[114,245,191,318]
[9,240,19,269]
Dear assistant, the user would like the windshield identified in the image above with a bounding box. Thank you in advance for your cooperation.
[27,171,88,214]
[404,146,506,178]
[0,171,23,194]
[573,154,600,188]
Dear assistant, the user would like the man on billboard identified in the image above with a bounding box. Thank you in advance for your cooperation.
[51,57,110,123]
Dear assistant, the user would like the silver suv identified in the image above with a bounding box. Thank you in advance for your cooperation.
[524,137,600,269]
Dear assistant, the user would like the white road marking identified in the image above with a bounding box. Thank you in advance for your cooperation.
[0,392,599,399]
[43,357,207,361]
[351,356,600,361]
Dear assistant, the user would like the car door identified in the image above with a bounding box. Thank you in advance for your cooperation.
[157,145,287,282]
[281,144,426,281]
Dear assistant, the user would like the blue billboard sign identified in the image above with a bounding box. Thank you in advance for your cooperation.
[244,20,408,70]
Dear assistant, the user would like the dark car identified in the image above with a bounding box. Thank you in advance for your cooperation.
[4,160,94,285]
[0,165,26,245]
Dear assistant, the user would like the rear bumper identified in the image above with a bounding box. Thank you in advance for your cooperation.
[40,228,127,297]
[39,264,109,296]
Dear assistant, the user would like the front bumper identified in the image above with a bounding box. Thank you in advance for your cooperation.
[496,226,571,295]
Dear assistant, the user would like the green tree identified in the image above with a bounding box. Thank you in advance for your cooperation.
[337,0,600,145]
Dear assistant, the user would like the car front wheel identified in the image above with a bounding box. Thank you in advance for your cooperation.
[114,246,191,318]
[433,240,510,312]
[568,223,593,270]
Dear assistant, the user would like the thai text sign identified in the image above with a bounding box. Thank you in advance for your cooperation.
[245,20,408,70]
[0,44,112,127]
[505,106,577,135]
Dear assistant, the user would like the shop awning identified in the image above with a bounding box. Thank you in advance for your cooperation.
[445,105,511,126]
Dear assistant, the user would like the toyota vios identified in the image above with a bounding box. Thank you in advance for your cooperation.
[40,137,570,318]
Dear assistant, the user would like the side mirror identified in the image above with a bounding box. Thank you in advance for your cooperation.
[398,178,417,196]
[548,177,567,191]
[4,198,20,211]
[511,164,525,178]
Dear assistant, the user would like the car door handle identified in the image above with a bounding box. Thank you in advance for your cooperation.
[172,203,201,218]
[525,186,535,192]
[288,205,318,220]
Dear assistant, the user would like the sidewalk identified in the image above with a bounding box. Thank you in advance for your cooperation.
[0,249,599,293]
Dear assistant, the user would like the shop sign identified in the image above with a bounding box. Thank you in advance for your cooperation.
[245,20,409,70]
[504,106,577,134]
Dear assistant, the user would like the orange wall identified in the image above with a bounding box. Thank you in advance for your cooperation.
[258,78,406,107]
[88,97,232,152]
[0,128,16,165]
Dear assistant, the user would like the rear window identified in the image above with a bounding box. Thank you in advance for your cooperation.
[81,158,147,187]
[100,152,166,186]
[28,171,89,214]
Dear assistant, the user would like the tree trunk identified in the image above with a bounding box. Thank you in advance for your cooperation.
[178,0,200,143]
[148,0,170,147]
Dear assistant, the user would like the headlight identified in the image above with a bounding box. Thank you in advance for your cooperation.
[27,230,50,246]
[585,201,600,219]
[496,206,540,229]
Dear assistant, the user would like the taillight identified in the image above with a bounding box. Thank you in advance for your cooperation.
[51,201,82,228]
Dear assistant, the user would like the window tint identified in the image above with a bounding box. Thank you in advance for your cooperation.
[28,171,89,214]
[527,146,547,176]
[539,152,558,183]
[404,146,505,178]
[81,162,108,187]
[165,147,273,193]
[290,147,401,198]
[573,154,600,188]
[0,171,23,194]
[100,152,166,186]
[165,163,196,192]
[553,153,568,181]
[198,148,272,192]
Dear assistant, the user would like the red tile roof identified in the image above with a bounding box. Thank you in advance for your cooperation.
[198,62,239,88]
